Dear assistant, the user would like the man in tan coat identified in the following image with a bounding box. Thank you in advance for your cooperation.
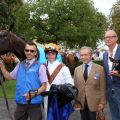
[74,46,106,120]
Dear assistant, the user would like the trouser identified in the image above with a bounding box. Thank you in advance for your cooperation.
[80,100,96,120]
[108,92,120,120]
[14,104,42,120]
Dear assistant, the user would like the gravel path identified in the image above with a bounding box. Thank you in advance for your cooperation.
[0,99,111,120]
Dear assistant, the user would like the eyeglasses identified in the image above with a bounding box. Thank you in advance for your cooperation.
[104,36,117,40]
[25,49,36,53]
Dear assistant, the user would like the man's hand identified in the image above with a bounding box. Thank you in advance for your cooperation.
[97,103,105,111]
[110,70,120,77]
[72,100,81,110]
[24,90,38,100]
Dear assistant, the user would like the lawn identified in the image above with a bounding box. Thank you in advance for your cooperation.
[0,80,16,99]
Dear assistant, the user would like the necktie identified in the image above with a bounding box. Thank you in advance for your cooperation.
[83,64,88,82]
[25,62,30,68]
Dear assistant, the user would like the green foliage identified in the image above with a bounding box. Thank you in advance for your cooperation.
[14,0,108,48]
[0,0,108,47]
[15,3,34,40]
[0,0,23,27]
[110,1,120,43]
[0,80,16,99]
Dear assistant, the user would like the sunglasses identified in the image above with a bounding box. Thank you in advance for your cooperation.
[25,49,36,53]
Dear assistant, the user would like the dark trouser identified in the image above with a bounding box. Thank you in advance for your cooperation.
[80,101,96,120]
[14,104,42,120]
[108,94,120,120]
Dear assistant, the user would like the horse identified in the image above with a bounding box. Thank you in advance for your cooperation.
[60,51,79,75]
[0,29,26,61]
[0,25,26,86]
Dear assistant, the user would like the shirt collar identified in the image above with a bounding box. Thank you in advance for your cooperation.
[26,58,36,65]
[83,61,92,67]
[108,43,118,57]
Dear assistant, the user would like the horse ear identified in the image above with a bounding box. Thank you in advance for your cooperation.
[8,23,15,32]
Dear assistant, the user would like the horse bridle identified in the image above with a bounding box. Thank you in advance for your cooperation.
[0,56,14,120]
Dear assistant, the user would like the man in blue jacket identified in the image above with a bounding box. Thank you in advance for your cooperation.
[0,42,48,120]
[103,30,120,120]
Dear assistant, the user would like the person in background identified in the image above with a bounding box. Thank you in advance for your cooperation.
[43,43,74,120]
[0,42,48,120]
[74,46,106,120]
[103,30,120,120]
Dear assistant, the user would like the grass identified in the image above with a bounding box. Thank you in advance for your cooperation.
[0,80,16,99]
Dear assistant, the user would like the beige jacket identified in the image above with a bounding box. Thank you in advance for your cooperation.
[74,63,106,112]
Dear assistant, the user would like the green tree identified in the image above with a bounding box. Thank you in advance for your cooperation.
[110,0,120,43]
[0,0,23,28]
[15,0,108,48]
[15,2,34,40]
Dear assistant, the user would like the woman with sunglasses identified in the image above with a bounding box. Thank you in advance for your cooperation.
[0,42,48,120]
[43,43,74,120]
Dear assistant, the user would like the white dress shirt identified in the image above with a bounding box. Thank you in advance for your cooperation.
[108,44,118,71]
[44,60,73,120]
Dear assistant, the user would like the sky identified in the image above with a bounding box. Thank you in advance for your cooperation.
[93,0,116,16]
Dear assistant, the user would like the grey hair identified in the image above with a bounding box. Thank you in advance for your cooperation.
[79,46,93,54]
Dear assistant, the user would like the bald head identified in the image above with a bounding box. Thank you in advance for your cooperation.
[104,30,118,48]
[105,30,117,37]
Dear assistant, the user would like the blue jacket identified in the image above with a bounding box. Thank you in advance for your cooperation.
[103,45,120,99]
[16,61,43,104]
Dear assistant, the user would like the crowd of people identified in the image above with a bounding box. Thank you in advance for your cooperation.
[0,29,120,120]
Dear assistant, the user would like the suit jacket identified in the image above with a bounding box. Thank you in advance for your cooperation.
[103,45,120,99]
[74,62,106,112]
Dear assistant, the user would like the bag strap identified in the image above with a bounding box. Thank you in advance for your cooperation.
[50,64,64,84]
[43,63,51,81]
[44,63,64,84]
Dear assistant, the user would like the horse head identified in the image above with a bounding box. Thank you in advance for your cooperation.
[0,28,26,61]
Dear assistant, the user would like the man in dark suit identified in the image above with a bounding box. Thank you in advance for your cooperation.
[103,30,120,120]
[74,46,106,120]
